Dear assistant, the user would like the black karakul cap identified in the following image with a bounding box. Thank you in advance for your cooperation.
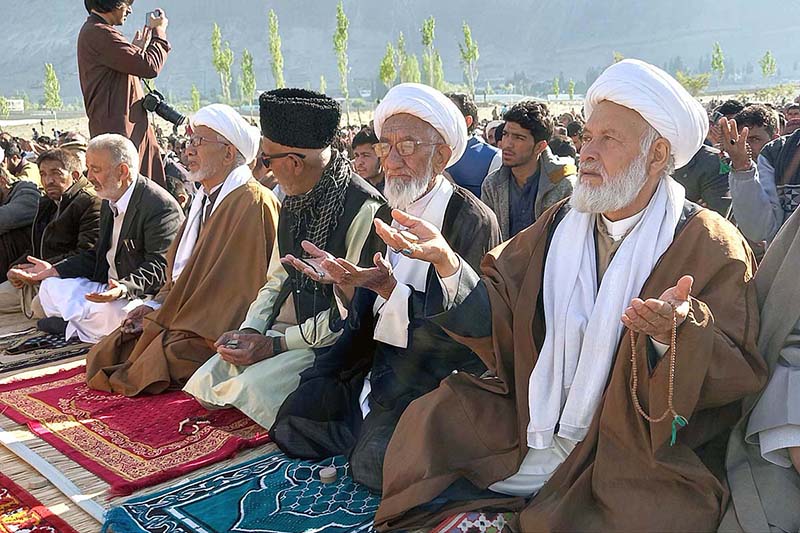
[259,88,342,149]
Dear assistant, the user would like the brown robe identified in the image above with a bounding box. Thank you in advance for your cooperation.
[86,181,280,396]
[375,203,767,532]
[77,14,169,186]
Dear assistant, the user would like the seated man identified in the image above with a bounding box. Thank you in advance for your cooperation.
[16,134,183,343]
[445,92,501,198]
[720,207,800,533]
[3,149,101,314]
[1,138,42,186]
[352,127,384,193]
[0,167,41,283]
[481,101,576,240]
[372,60,766,532]
[184,89,390,428]
[85,104,280,396]
[271,83,502,492]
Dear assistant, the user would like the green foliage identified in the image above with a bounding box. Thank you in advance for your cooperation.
[240,49,257,107]
[268,10,285,88]
[0,97,9,119]
[211,24,234,102]
[760,50,777,79]
[552,76,560,96]
[190,84,201,112]
[320,75,327,94]
[711,42,725,80]
[751,83,797,103]
[43,63,62,111]
[568,78,575,100]
[379,42,397,89]
[333,0,350,122]
[401,54,421,84]
[675,70,710,96]
[420,16,437,87]
[612,51,625,63]
[458,22,479,98]
[432,51,445,91]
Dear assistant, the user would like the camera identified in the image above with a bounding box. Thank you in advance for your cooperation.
[142,89,186,126]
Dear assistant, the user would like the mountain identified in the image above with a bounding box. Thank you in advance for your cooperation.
[4,0,800,104]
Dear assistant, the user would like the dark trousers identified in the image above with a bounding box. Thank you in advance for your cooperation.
[0,227,31,283]
[270,373,403,493]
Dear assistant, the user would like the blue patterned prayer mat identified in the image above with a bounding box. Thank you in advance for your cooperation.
[102,452,380,533]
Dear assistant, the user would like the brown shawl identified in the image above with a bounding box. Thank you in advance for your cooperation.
[86,181,280,396]
[375,204,767,532]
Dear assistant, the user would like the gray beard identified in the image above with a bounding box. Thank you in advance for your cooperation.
[384,169,434,210]
[570,150,649,214]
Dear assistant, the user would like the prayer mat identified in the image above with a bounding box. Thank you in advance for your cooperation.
[0,471,79,533]
[0,330,91,375]
[431,511,515,533]
[103,452,381,533]
[0,366,270,495]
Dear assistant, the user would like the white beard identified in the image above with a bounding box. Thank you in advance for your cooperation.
[570,150,650,214]
[384,165,435,210]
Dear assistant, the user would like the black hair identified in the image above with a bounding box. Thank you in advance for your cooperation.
[503,101,554,143]
[715,99,745,118]
[446,92,478,134]
[548,135,577,159]
[351,127,378,150]
[734,104,778,138]
[566,120,583,138]
[36,148,81,174]
[0,139,20,159]
[84,0,131,13]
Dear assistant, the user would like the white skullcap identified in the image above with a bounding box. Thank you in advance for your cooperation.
[374,83,467,167]
[190,104,261,165]
[585,59,708,168]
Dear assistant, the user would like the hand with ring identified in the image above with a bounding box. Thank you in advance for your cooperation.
[718,117,752,171]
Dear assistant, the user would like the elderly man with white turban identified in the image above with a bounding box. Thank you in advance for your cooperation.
[84,104,281,396]
[269,82,501,492]
[369,60,767,532]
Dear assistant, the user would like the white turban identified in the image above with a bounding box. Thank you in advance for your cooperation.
[374,83,467,167]
[585,59,708,168]
[190,104,261,165]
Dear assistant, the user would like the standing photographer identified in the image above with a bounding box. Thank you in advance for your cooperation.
[78,0,170,186]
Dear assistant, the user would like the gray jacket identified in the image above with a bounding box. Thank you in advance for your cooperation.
[0,181,40,235]
[480,147,575,240]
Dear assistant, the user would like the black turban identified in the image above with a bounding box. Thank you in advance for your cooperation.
[259,88,341,149]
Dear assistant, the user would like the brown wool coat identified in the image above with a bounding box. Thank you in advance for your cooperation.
[375,203,767,532]
[86,181,280,396]
[77,14,169,186]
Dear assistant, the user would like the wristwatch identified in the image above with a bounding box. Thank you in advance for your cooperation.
[272,335,284,355]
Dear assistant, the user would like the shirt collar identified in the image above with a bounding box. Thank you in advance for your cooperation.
[599,209,645,241]
[109,175,137,217]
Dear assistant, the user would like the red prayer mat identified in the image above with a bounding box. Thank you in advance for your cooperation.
[0,366,270,496]
[0,472,78,533]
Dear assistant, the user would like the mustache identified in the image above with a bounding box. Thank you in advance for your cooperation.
[578,161,606,175]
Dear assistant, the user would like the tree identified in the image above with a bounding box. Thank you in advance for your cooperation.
[240,49,256,111]
[319,75,327,94]
[333,0,350,124]
[675,70,710,97]
[760,50,777,79]
[43,63,62,111]
[421,16,437,87]
[0,97,9,120]
[401,54,422,84]
[211,24,234,102]
[568,78,576,100]
[458,22,479,99]
[613,51,625,64]
[552,76,560,96]
[190,84,201,112]
[711,42,725,81]
[267,9,285,88]
[432,51,445,91]
[379,42,397,89]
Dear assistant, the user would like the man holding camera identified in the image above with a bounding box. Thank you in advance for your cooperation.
[78,0,170,187]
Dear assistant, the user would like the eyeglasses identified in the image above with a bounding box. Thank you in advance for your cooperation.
[373,140,442,158]
[260,152,306,168]
[188,136,229,148]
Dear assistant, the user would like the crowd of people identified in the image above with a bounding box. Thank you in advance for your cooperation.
[1,1,799,531]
